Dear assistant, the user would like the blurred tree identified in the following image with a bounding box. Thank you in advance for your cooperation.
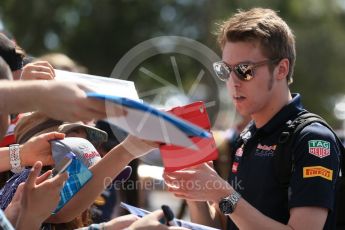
[0,0,345,127]
[0,0,212,75]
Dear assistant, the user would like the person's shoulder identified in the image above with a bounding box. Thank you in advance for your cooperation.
[293,122,342,157]
[299,122,336,142]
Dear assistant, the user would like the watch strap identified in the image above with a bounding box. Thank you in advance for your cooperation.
[9,144,24,174]
[219,190,241,214]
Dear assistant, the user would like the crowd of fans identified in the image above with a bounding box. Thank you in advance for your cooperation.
[1,7,343,230]
[0,32,186,230]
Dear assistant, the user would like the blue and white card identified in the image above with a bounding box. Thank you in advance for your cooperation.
[87,93,211,149]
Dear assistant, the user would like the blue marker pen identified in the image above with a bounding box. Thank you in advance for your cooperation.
[161,205,179,226]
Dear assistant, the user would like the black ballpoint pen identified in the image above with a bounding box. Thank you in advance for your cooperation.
[161,205,179,226]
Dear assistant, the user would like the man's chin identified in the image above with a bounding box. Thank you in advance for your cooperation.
[235,107,250,117]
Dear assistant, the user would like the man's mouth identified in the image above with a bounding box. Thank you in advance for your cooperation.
[233,95,246,100]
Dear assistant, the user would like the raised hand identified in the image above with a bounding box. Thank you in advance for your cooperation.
[19,61,55,80]
[16,161,68,229]
[127,210,187,230]
[21,132,65,166]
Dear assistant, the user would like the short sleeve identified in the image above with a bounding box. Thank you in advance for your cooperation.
[289,123,341,211]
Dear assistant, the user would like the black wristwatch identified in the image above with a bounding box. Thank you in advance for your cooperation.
[218,191,241,215]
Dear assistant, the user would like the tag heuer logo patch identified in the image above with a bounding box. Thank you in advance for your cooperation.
[308,140,330,158]
[303,166,333,181]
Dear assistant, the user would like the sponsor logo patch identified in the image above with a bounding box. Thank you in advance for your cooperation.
[235,147,243,157]
[83,151,100,159]
[303,166,333,181]
[232,162,239,173]
[308,140,330,158]
[255,144,276,157]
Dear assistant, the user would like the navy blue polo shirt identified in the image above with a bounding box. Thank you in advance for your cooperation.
[227,94,341,230]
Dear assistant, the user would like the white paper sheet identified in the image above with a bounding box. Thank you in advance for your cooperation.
[120,202,220,230]
[55,69,139,100]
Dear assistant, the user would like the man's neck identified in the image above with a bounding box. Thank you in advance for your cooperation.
[252,90,292,128]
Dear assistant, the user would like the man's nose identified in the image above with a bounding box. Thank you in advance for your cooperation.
[228,71,242,87]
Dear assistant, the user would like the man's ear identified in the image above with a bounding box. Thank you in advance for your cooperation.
[274,58,289,81]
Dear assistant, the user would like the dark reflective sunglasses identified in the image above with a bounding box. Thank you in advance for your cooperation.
[213,59,279,81]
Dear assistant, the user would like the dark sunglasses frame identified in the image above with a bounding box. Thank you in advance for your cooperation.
[213,59,280,82]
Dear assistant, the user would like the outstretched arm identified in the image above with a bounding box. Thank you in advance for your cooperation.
[228,198,327,230]
[47,135,158,223]
[0,132,65,172]
[0,80,110,122]
[164,162,328,230]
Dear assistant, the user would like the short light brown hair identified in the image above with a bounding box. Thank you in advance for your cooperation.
[217,8,296,84]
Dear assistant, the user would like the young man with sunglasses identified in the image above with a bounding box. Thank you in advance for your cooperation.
[164,8,342,230]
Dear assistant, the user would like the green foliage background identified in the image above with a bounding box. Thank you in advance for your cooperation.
[1,0,345,128]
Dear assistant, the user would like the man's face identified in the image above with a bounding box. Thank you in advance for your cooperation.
[222,41,276,118]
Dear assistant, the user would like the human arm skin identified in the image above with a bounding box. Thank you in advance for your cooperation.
[76,212,188,230]
[47,135,158,223]
[15,161,68,230]
[227,197,327,230]
[164,163,328,230]
[164,163,225,229]
[0,80,112,122]
[101,214,139,229]
[0,132,65,172]
[127,210,188,230]
[185,200,225,229]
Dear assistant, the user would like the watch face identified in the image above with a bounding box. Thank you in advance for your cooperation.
[219,199,234,214]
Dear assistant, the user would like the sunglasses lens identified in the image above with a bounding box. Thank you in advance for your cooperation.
[235,64,253,81]
[213,62,230,81]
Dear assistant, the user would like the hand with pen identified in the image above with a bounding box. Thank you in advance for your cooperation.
[127,208,188,230]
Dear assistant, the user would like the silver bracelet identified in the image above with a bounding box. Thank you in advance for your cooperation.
[9,144,24,173]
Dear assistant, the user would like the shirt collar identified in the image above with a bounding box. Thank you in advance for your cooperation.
[258,93,304,134]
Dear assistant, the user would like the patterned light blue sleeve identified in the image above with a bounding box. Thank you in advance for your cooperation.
[0,209,14,230]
